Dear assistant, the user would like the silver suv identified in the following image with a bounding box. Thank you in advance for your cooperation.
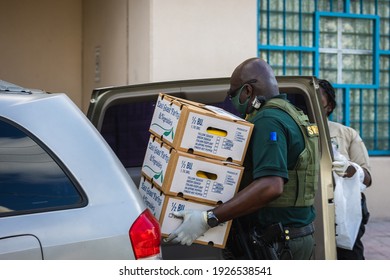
[87,77,337,260]
[0,80,162,260]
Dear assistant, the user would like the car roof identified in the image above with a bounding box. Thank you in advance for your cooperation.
[0,80,45,94]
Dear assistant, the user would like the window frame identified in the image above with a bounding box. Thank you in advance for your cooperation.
[314,11,381,89]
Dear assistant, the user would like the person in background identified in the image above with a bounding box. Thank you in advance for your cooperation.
[165,57,320,260]
[319,79,372,260]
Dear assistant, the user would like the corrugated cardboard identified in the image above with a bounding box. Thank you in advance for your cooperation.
[138,177,231,249]
[138,176,165,219]
[149,93,253,164]
[141,135,243,205]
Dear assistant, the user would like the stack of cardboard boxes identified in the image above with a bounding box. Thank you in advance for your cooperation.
[139,93,253,248]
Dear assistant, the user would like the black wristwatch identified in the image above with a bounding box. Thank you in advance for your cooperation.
[206,211,219,228]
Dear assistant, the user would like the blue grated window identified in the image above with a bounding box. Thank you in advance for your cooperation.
[258,0,390,155]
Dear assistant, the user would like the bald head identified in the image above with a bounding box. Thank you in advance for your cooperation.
[230,57,279,99]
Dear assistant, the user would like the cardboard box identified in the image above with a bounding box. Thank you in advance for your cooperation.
[142,135,243,204]
[138,176,165,219]
[149,93,253,164]
[141,135,174,189]
[138,177,231,249]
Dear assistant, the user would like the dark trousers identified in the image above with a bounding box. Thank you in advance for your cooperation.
[223,219,315,260]
[337,193,369,260]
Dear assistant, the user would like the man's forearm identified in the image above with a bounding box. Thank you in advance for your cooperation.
[362,167,372,187]
[212,176,284,223]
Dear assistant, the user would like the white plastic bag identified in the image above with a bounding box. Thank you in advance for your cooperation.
[333,166,363,250]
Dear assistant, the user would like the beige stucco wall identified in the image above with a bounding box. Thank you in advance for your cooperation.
[83,0,257,109]
[128,0,151,84]
[365,157,390,220]
[82,0,128,112]
[149,0,258,82]
[0,0,82,106]
[128,0,258,84]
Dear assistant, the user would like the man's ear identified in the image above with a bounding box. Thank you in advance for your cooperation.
[245,84,253,98]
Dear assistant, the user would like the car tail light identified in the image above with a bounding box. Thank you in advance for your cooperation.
[129,209,161,259]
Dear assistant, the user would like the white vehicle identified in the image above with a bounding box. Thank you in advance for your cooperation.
[0,80,161,260]
[87,77,337,260]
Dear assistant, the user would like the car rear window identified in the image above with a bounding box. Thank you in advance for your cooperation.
[0,119,83,215]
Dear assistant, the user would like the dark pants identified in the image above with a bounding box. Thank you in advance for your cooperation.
[223,219,314,260]
[280,234,315,260]
[337,193,369,260]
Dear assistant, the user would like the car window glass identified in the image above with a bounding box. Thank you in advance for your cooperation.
[0,120,82,215]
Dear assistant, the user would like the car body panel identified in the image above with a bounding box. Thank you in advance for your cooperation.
[0,235,42,260]
[87,76,336,260]
[0,87,160,259]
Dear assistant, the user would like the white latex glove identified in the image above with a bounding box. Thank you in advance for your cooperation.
[332,153,350,177]
[163,210,210,246]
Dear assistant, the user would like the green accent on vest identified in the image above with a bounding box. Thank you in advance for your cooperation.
[261,98,320,207]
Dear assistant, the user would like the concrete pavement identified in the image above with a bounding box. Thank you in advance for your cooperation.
[362,218,390,260]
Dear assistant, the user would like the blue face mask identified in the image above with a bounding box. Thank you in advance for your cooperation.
[230,85,250,118]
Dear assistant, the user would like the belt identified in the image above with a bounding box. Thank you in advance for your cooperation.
[257,222,315,244]
[283,223,315,240]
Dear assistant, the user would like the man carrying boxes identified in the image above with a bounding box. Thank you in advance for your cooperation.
[163,58,320,260]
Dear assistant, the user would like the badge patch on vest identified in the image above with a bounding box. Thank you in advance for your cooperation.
[270,131,277,141]
[306,125,319,137]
